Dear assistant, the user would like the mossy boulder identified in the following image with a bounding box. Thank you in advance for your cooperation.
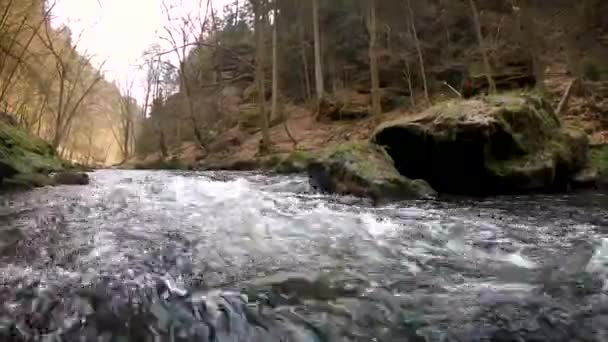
[307,142,437,202]
[0,118,63,188]
[2,173,54,191]
[373,94,590,195]
[590,144,608,190]
[275,150,319,174]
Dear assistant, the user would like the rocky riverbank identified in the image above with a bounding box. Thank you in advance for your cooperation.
[0,115,89,192]
[128,93,606,200]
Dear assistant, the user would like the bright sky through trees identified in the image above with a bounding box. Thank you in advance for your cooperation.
[53,0,230,100]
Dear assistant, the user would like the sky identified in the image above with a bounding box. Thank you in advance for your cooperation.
[53,0,230,100]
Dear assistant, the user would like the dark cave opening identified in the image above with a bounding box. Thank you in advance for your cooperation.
[374,127,495,195]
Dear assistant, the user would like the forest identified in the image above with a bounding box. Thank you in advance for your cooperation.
[0,0,133,166]
[128,0,608,173]
[0,0,607,173]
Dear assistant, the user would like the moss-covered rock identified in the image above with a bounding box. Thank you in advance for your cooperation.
[373,94,590,195]
[0,118,63,188]
[590,144,608,190]
[1,173,54,192]
[274,150,319,174]
[307,142,437,201]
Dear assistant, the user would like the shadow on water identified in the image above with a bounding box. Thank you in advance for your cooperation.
[0,170,607,341]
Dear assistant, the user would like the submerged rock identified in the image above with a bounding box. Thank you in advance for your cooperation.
[0,227,23,256]
[374,94,591,195]
[53,172,90,185]
[307,143,436,201]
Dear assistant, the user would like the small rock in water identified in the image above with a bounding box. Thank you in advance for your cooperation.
[53,172,90,185]
[0,227,23,256]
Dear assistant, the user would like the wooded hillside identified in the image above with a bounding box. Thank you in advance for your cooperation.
[133,0,607,167]
[0,0,132,166]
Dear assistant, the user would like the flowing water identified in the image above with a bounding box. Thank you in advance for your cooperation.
[0,170,608,341]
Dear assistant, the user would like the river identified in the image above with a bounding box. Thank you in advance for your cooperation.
[0,170,607,341]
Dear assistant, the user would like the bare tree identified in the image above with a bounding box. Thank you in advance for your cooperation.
[251,0,271,153]
[38,24,104,149]
[405,0,429,104]
[469,0,496,94]
[0,0,56,110]
[271,0,280,121]
[159,0,211,155]
[367,0,381,116]
[512,0,544,92]
[117,77,137,162]
[312,0,324,99]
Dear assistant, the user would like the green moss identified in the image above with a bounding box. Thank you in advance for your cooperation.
[310,142,437,200]
[0,122,53,155]
[238,104,266,131]
[590,145,608,174]
[375,93,589,194]
[275,150,318,173]
[321,142,401,181]
[0,121,63,176]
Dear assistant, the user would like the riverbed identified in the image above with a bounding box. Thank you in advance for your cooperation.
[0,170,607,341]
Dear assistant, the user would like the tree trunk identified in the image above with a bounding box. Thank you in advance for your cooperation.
[123,119,131,162]
[253,0,271,153]
[179,63,207,155]
[271,0,280,121]
[52,68,66,149]
[368,0,381,116]
[312,0,324,99]
[406,0,430,104]
[402,56,416,107]
[556,78,577,116]
[300,25,312,99]
[469,0,496,94]
[158,122,168,158]
[515,0,544,92]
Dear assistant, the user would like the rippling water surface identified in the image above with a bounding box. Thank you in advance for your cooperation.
[0,170,608,341]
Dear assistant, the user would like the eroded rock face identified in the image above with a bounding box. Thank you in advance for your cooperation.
[307,143,436,202]
[373,94,591,195]
[53,172,90,185]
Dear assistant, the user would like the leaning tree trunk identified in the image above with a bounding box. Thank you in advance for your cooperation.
[406,0,430,104]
